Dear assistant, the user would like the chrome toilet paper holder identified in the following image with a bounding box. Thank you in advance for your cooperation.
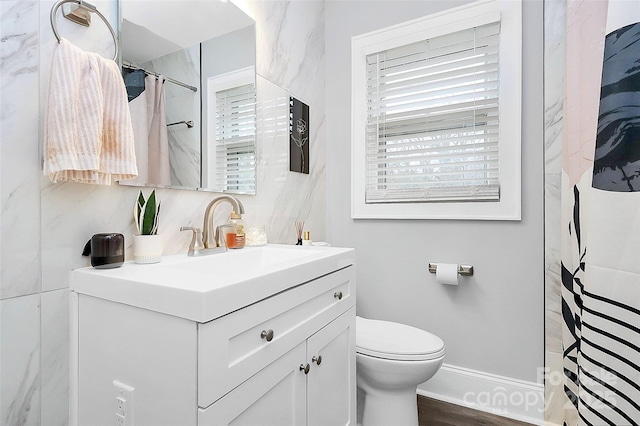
[428,263,474,276]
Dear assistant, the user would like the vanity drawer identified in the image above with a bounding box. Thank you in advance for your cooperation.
[198,265,354,408]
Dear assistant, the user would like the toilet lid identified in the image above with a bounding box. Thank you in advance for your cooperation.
[356,317,445,361]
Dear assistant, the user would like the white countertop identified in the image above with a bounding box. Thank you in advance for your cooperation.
[71,244,355,323]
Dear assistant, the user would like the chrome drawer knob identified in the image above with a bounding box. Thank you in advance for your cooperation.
[300,363,310,374]
[334,291,343,300]
[261,329,274,342]
[312,355,322,366]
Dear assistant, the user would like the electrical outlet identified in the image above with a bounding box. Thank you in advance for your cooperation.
[116,396,126,415]
[113,380,135,426]
[116,413,125,426]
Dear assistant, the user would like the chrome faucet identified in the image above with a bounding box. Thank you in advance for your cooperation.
[202,195,245,248]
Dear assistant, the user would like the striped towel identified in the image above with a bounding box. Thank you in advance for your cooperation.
[44,38,138,184]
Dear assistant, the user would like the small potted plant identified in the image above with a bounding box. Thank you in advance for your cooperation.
[132,190,163,264]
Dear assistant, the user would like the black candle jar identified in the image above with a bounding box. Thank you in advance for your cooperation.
[82,233,125,269]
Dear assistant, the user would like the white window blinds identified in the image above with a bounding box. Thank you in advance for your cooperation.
[365,21,501,203]
[215,83,256,194]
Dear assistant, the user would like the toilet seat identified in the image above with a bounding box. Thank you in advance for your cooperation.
[356,316,445,361]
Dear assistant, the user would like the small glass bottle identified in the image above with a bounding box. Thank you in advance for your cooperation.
[226,211,246,249]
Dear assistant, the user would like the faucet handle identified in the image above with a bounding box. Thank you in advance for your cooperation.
[180,226,205,255]
[215,224,232,248]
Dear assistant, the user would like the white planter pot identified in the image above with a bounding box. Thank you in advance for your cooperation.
[133,234,163,264]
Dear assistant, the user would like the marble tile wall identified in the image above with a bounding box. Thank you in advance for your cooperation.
[1,1,42,425]
[0,1,326,424]
[0,0,41,300]
[544,0,566,425]
[0,294,41,425]
[40,289,69,426]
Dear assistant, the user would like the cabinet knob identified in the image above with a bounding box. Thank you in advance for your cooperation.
[312,355,322,366]
[300,363,310,374]
[334,291,343,300]
[261,329,274,342]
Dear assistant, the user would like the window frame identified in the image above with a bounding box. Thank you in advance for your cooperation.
[351,0,522,220]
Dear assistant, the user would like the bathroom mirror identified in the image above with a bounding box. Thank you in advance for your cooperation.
[118,0,257,195]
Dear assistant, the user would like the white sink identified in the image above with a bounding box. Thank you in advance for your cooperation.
[167,244,319,275]
[71,244,355,322]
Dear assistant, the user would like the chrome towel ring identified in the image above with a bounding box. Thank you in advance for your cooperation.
[50,0,119,61]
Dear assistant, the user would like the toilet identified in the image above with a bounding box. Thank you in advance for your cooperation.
[356,316,445,426]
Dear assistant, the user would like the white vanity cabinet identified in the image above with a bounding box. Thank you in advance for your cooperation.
[200,308,355,426]
[71,245,356,426]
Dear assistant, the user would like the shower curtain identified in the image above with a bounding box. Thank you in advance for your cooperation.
[561,0,640,424]
[123,72,171,186]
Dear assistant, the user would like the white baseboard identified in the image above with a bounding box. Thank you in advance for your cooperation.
[417,363,544,425]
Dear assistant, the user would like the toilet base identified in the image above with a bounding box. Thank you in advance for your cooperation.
[359,386,419,426]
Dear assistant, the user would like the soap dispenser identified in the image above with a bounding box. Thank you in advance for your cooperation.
[226,211,246,249]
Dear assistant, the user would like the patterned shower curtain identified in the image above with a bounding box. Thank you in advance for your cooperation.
[561,0,640,424]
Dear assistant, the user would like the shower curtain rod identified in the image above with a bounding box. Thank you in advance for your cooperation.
[122,61,198,93]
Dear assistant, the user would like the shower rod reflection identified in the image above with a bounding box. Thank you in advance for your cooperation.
[168,120,194,128]
[122,60,198,93]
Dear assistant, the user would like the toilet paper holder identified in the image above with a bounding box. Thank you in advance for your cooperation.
[428,263,474,276]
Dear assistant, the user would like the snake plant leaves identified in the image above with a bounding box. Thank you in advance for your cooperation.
[134,190,160,235]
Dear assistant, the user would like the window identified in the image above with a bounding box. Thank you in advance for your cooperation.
[205,66,256,194]
[351,0,521,220]
[215,83,256,193]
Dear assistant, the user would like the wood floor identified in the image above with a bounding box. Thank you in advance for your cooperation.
[417,395,533,426]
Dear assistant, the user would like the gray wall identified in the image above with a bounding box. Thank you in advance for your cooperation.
[201,25,256,78]
[325,0,544,382]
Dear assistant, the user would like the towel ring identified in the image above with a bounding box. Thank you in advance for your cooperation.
[50,0,119,61]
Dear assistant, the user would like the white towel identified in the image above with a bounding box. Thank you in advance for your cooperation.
[43,38,138,184]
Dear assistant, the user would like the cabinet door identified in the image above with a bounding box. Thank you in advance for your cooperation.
[307,307,356,426]
[198,342,306,426]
